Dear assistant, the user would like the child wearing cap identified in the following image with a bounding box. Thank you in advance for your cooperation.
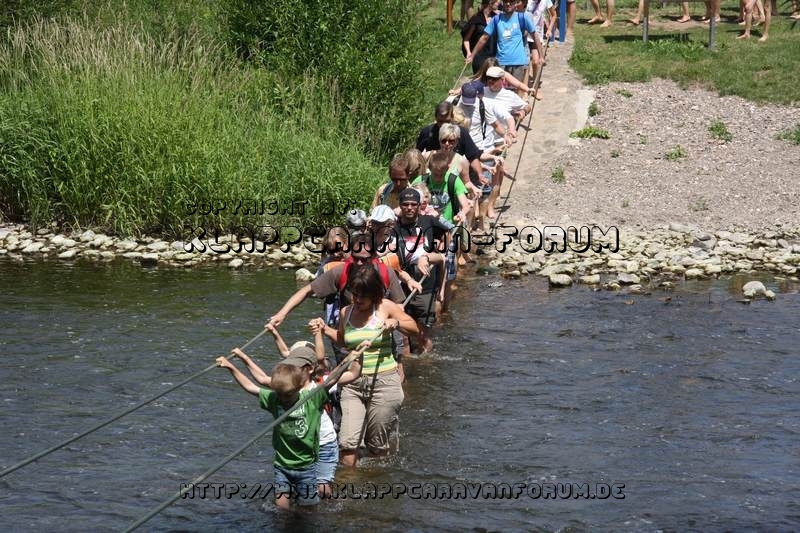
[216,321,364,509]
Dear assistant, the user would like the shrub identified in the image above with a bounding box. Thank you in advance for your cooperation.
[570,126,611,139]
[225,0,427,158]
[709,120,733,142]
[0,17,384,237]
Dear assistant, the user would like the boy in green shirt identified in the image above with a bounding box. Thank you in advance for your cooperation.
[217,342,363,509]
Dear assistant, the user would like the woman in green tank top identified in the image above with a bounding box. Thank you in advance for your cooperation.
[334,264,419,468]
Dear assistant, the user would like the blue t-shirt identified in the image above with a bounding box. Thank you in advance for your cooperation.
[483,12,535,67]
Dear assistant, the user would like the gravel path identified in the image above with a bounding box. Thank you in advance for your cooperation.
[505,77,800,237]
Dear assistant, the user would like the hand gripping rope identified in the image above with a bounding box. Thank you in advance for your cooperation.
[122,327,386,532]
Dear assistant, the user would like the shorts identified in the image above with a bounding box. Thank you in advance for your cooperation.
[405,291,436,327]
[503,64,528,83]
[316,440,339,484]
[339,370,404,453]
[273,463,319,506]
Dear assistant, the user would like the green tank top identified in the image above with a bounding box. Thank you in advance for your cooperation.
[343,306,396,374]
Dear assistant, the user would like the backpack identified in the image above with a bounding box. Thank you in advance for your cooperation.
[423,171,460,220]
[320,257,391,328]
[379,181,394,206]
[452,94,487,140]
[336,256,391,294]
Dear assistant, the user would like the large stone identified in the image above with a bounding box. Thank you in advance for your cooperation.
[548,274,572,287]
[116,240,139,251]
[58,249,79,259]
[617,272,640,285]
[21,242,44,253]
[146,241,169,252]
[742,281,775,300]
[295,268,315,282]
[579,274,601,285]
[229,258,244,269]
[79,230,96,242]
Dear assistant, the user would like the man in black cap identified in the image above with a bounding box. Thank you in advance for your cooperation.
[394,187,451,352]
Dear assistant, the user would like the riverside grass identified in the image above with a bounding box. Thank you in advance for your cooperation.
[0,17,385,237]
[569,0,800,105]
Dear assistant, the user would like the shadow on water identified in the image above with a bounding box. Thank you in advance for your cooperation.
[1,260,799,531]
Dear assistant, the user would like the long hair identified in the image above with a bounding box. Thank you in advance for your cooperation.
[345,263,385,304]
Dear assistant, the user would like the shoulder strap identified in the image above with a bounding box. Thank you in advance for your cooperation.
[337,258,354,292]
[446,172,460,217]
[479,99,486,139]
[373,258,391,289]
[380,181,394,205]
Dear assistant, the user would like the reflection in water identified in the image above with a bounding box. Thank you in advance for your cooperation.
[1,260,799,531]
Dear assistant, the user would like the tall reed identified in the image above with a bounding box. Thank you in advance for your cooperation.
[0,16,384,237]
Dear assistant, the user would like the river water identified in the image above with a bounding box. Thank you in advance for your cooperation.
[1,260,798,532]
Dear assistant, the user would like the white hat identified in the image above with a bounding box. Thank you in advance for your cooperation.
[369,204,396,223]
[486,66,505,79]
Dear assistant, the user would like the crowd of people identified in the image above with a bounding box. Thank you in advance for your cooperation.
[582,0,796,41]
[213,0,557,511]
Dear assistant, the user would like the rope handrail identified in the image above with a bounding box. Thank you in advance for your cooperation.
[0,328,270,479]
[122,328,383,532]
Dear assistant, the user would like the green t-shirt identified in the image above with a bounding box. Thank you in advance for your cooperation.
[412,171,467,223]
[259,386,328,469]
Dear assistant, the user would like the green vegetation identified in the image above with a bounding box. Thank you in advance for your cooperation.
[551,166,566,184]
[0,0,456,238]
[776,124,800,145]
[570,126,612,139]
[610,149,620,158]
[569,0,800,105]
[616,89,633,98]
[665,145,688,161]
[709,120,733,142]
[588,101,601,116]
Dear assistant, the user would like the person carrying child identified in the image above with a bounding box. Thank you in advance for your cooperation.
[216,332,367,509]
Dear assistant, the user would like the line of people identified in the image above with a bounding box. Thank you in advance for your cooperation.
[213,2,554,510]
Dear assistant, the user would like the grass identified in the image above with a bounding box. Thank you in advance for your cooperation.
[0,16,385,236]
[569,0,800,105]
[551,166,566,183]
[0,3,458,238]
[570,126,612,139]
[776,124,800,144]
[588,101,601,116]
[665,145,688,161]
[709,120,733,142]
[616,89,633,98]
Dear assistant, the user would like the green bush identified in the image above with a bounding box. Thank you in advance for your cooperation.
[0,17,384,237]
[225,0,427,158]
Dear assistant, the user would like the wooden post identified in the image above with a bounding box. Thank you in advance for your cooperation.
[643,0,650,43]
[447,0,454,33]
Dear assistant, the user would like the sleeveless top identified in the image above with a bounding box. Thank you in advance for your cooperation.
[343,305,396,374]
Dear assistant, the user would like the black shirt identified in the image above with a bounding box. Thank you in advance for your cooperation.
[415,124,482,163]
[394,215,450,293]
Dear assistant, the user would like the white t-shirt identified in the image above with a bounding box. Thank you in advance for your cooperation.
[307,381,336,445]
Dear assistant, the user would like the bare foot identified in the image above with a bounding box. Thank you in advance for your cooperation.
[677,15,690,23]
[627,18,640,25]
[736,33,751,39]
[600,20,612,27]
[758,34,769,42]
[587,15,604,24]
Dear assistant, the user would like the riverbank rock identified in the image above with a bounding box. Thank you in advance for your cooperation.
[295,268,315,281]
[549,274,572,287]
[742,281,776,300]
